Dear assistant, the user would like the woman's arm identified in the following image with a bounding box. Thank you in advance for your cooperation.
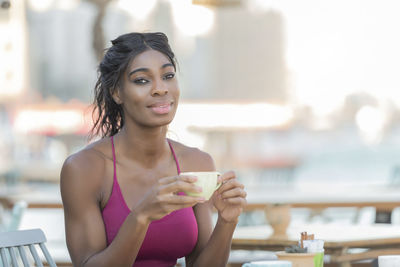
[186,201,237,267]
[61,151,150,267]
[184,151,247,267]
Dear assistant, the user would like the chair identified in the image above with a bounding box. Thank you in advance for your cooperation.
[7,201,27,232]
[0,228,57,267]
[0,201,27,232]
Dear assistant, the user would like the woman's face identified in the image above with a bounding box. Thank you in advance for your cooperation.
[116,49,180,128]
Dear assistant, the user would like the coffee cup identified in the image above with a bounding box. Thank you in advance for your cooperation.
[180,171,221,200]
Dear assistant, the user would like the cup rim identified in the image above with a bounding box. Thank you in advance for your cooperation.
[180,171,220,174]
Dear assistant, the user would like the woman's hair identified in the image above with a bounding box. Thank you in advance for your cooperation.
[89,32,177,139]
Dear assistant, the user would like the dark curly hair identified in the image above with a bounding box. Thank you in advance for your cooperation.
[89,32,177,139]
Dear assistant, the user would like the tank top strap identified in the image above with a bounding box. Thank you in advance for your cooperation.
[167,139,181,174]
[110,136,117,181]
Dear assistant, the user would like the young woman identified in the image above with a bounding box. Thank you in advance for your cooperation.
[60,32,247,267]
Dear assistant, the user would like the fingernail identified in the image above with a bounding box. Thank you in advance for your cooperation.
[196,186,203,192]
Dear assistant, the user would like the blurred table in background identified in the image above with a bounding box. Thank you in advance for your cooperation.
[0,183,62,209]
[245,186,400,210]
[243,185,400,224]
[233,223,400,267]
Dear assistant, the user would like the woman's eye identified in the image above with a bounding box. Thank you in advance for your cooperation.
[164,73,175,80]
[133,78,148,84]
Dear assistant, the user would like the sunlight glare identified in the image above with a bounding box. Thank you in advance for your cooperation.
[117,0,157,20]
[355,105,386,144]
[56,0,80,10]
[14,110,84,134]
[249,0,400,116]
[171,0,214,36]
[169,102,292,148]
[28,0,54,12]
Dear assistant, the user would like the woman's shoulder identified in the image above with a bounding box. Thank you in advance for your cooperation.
[168,139,216,172]
[60,138,114,208]
[61,138,112,183]
[66,138,111,165]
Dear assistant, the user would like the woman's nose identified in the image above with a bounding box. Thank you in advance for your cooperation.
[151,79,168,96]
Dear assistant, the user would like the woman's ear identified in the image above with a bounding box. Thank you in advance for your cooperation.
[111,87,123,105]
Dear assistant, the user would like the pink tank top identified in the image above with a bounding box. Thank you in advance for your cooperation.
[102,137,198,266]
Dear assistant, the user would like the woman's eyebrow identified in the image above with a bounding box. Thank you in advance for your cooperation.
[128,68,149,77]
[161,63,174,69]
[128,63,174,77]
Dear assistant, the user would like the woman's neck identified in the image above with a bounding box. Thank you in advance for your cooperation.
[114,124,170,166]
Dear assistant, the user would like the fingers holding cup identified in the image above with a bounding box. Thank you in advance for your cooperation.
[159,174,202,196]
[217,170,236,184]
[180,171,221,200]
[219,185,247,200]
[216,172,246,202]
[217,177,244,194]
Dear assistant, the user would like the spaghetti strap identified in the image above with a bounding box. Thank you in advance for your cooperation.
[167,139,181,174]
[110,136,117,181]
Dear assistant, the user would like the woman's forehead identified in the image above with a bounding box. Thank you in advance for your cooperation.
[128,49,172,70]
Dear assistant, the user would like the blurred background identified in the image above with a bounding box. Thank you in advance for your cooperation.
[1,0,400,266]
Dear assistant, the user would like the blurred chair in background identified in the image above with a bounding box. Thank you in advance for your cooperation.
[0,228,56,267]
[0,201,27,232]
[390,165,400,187]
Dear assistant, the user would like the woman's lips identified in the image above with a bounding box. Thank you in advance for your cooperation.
[148,102,172,114]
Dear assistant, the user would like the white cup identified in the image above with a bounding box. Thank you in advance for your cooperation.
[242,261,292,267]
[180,171,221,200]
[378,255,400,267]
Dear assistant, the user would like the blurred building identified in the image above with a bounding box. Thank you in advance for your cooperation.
[0,0,28,103]
[27,1,99,101]
[180,6,288,102]
[26,0,289,103]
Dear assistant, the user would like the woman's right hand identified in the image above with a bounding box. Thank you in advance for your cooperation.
[133,174,205,223]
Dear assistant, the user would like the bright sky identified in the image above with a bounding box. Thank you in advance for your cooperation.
[249,0,400,115]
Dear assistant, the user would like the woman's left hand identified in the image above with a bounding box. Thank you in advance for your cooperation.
[212,171,247,223]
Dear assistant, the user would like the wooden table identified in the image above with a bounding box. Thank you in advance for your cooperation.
[0,184,63,209]
[232,223,400,267]
[243,185,400,224]
[245,184,400,209]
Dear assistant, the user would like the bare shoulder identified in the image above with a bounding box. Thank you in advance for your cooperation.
[168,139,216,172]
[62,139,109,177]
[60,138,112,198]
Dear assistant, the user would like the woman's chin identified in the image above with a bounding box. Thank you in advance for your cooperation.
[144,116,175,128]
